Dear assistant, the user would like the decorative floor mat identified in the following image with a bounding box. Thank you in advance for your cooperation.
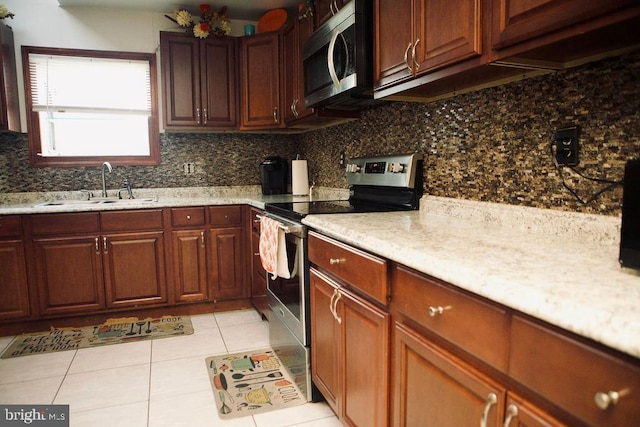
[1,315,193,358]
[206,348,306,419]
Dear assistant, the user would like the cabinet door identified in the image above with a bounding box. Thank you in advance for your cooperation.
[491,0,637,50]
[393,322,505,427]
[0,23,20,132]
[310,268,342,415]
[103,231,167,308]
[160,32,201,127]
[0,240,30,320]
[172,230,208,302]
[340,284,391,427]
[240,33,282,129]
[281,23,297,124]
[208,227,245,300]
[374,0,415,89]
[315,0,349,28]
[33,236,105,316]
[201,37,238,129]
[414,0,483,75]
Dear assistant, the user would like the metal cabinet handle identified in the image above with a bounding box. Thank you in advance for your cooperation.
[95,237,100,254]
[329,258,346,265]
[412,38,421,71]
[329,289,338,318]
[428,305,452,317]
[595,389,629,410]
[203,108,207,125]
[103,236,108,254]
[273,106,279,123]
[333,292,342,324]
[200,231,205,248]
[293,99,299,118]
[480,393,497,427]
[503,404,518,427]
[196,108,201,124]
[403,42,413,72]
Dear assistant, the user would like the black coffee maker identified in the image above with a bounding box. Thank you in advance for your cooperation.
[260,157,288,195]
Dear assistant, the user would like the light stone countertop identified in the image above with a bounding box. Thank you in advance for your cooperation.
[0,185,349,215]
[302,195,640,360]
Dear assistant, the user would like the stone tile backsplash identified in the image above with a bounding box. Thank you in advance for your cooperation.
[1,52,638,216]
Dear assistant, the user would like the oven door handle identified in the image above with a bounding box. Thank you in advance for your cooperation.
[257,214,305,235]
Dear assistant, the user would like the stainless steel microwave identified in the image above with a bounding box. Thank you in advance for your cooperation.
[302,0,376,109]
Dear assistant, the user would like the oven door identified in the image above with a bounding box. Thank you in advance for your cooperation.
[265,215,309,346]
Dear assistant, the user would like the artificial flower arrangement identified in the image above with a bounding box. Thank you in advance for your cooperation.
[0,3,14,20]
[166,4,231,38]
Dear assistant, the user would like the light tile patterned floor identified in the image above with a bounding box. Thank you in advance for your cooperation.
[0,309,340,427]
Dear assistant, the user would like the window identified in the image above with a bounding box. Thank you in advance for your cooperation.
[22,46,160,167]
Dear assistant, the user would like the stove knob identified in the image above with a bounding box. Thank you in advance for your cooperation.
[346,164,361,173]
[389,162,405,173]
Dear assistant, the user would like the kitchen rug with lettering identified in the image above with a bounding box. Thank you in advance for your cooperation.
[1,315,193,358]
[206,349,306,419]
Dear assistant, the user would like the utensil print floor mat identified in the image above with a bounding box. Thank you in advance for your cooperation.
[1,315,193,358]
[206,348,306,419]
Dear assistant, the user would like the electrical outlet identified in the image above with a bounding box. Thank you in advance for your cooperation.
[339,151,345,168]
[554,126,579,166]
[182,162,196,175]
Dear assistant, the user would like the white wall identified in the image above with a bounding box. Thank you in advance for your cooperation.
[3,0,255,132]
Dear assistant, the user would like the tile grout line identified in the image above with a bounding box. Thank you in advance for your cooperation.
[51,349,78,405]
[147,339,154,427]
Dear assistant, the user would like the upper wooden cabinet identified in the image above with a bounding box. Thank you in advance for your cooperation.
[375,0,484,91]
[239,32,282,130]
[160,32,238,130]
[492,0,638,50]
[374,0,640,101]
[0,22,20,132]
[315,0,350,28]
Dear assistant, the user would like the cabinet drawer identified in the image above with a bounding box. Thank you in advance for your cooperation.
[171,207,206,227]
[0,216,22,237]
[391,265,509,371]
[209,205,243,227]
[308,231,389,305]
[101,209,163,231]
[509,316,640,426]
[31,213,100,235]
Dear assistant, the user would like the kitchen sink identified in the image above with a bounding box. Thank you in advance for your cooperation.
[35,198,157,207]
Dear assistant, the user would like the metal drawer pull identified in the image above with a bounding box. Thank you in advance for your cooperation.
[186,215,191,220]
[201,231,205,248]
[480,393,497,427]
[428,305,452,317]
[329,258,346,265]
[103,237,108,254]
[95,237,100,254]
[503,404,518,427]
[595,389,629,410]
[412,38,421,71]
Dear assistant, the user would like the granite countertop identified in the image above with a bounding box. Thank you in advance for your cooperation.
[303,195,640,360]
[0,186,349,215]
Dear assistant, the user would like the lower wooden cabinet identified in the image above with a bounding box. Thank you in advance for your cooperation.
[172,229,208,302]
[393,322,505,427]
[103,231,167,308]
[310,267,390,426]
[208,226,245,300]
[32,234,105,316]
[0,239,30,320]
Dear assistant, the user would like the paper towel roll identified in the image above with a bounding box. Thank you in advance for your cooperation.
[291,159,309,196]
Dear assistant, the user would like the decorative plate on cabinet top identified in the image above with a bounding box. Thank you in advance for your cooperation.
[257,9,288,33]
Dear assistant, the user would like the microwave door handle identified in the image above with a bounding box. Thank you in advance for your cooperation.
[339,33,350,81]
[327,29,341,88]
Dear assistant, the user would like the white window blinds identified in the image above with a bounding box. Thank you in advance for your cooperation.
[28,54,152,115]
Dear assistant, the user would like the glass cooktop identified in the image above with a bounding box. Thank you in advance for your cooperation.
[265,199,412,221]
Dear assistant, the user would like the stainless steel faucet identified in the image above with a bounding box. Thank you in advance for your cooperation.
[101,161,112,198]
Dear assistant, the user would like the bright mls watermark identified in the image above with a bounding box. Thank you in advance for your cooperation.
[0,405,69,426]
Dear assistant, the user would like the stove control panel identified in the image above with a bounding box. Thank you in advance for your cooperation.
[346,153,423,188]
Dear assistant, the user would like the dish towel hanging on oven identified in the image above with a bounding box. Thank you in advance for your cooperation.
[259,216,296,280]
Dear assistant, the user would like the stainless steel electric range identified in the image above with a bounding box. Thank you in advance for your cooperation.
[262,153,423,402]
